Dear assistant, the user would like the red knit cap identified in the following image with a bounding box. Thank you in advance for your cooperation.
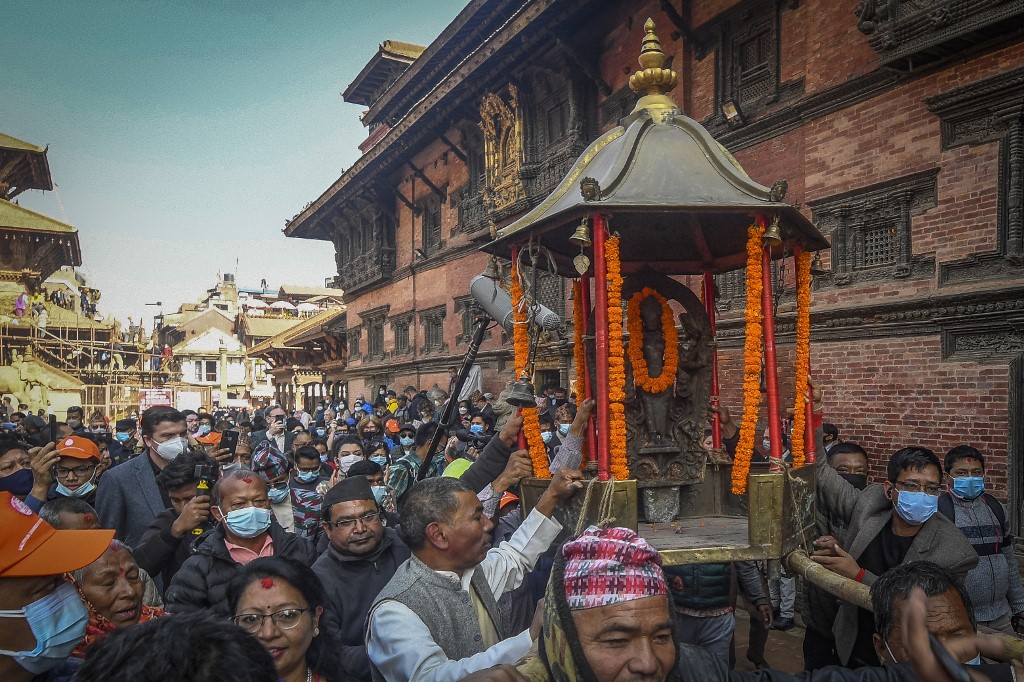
[562,526,668,611]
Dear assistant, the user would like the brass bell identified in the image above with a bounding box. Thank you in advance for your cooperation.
[762,215,782,247]
[506,375,538,408]
[481,257,501,280]
[810,251,827,277]
[569,219,592,248]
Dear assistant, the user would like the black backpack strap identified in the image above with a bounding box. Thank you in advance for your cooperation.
[982,493,1012,547]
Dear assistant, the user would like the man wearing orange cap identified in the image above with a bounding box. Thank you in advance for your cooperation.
[26,436,103,510]
[0,491,114,680]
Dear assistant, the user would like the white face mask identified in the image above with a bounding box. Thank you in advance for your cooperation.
[151,435,188,461]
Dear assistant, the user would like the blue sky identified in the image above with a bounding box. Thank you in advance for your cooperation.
[3,0,465,325]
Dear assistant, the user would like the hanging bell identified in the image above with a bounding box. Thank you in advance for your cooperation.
[762,215,782,247]
[573,253,591,275]
[506,376,538,408]
[810,251,827,277]
[481,257,501,280]
[569,219,592,248]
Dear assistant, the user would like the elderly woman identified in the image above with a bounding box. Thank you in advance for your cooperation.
[228,556,343,682]
[70,540,164,659]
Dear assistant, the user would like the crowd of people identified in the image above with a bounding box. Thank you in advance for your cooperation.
[0,378,1018,682]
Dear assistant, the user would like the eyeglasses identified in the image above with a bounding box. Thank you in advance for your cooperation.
[56,464,97,478]
[232,608,309,633]
[894,480,943,496]
[326,511,380,529]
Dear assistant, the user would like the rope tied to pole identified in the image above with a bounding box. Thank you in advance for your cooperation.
[573,475,618,536]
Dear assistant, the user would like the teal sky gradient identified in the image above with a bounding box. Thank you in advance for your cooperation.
[2,0,464,325]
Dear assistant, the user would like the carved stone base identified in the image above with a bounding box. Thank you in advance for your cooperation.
[642,486,681,524]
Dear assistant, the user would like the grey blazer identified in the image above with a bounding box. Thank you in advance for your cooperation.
[815,439,978,664]
[95,451,167,548]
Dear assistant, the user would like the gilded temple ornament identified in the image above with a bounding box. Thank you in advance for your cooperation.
[480,86,526,213]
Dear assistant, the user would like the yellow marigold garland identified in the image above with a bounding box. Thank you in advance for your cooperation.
[605,236,630,481]
[510,259,550,478]
[732,223,765,495]
[790,250,812,466]
[626,287,679,394]
[572,280,587,405]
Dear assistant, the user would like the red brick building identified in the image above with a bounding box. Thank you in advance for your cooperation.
[286,1,1024,520]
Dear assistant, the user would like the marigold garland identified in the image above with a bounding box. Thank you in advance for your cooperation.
[732,223,765,495]
[605,236,630,481]
[510,259,550,478]
[572,280,587,405]
[626,287,679,394]
[790,250,812,467]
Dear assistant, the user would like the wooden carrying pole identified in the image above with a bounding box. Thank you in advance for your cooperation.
[579,272,598,464]
[702,271,721,449]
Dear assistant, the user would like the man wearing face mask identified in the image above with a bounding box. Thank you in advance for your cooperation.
[64,406,85,433]
[938,445,1024,636]
[289,445,326,540]
[0,491,114,682]
[810,445,977,668]
[96,406,191,547]
[801,442,869,669]
[164,469,315,616]
[313,474,411,681]
[26,436,102,509]
[390,424,417,462]
[106,418,139,467]
[250,444,295,532]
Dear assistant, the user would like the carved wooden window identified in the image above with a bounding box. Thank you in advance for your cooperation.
[809,170,938,287]
[714,271,747,311]
[367,319,384,358]
[419,305,447,354]
[535,272,566,318]
[390,312,413,356]
[454,295,491,346]
[735,28,774,108]
[420,196,442,255]
[346,327,362,360]
[545,99,569,145]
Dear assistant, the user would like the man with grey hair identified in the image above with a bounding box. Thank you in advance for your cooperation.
[367,467,583,682]
[164,469,315,615]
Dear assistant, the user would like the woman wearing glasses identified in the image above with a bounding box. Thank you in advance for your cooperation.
[227,557,343,682]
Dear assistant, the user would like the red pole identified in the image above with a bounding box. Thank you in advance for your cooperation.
[758,214,784,473]
[510,245,528,451]
[591,215,611,480]
[702,271,721,449]
[579,272,598,464]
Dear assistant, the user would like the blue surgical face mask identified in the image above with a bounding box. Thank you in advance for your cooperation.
[267,485,289,504]
[558,424,570,437]
[469,424,484,434]
[295,470,319,484]
[56,479,95,498]
[197,424,212,436]
[114,432,131,443]
[952,476,985,500]
[220,505,272,538]
[541,431,553,444]
[0,468,34,496]
[370,455,388,468]
[893,489,938,526]
[400,436,414,448]
[315,428,326,437]
[0,581,90,674]
[371,485,388,505]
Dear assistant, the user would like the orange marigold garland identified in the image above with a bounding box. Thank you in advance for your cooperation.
[626,287,679,394]
[790,250,812,467]
[510,259,550,478]
[605,236,630,481]
[732,223,765,495]
[572,280,587,405]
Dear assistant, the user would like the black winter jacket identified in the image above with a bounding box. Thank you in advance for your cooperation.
[133,508,215,593]
[164,519,316,616]
[311,527,411,681]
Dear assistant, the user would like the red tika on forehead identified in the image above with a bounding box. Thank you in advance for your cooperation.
[83,513,94,522]
[109,540,122,552]
[243,476,254,484]
[260,577,275,590]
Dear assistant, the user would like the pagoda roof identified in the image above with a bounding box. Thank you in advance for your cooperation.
[248,306,345,357]
[0,133,53,198]
[238,314,305,341]
[344,40,426,108]
[0,199,76,234]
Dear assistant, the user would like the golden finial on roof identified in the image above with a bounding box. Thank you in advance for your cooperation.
[628,19,679,118]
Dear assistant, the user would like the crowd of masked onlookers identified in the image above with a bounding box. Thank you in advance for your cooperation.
[0,377,1020,682]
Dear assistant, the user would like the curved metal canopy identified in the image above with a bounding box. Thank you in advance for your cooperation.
[484,20,829,276]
